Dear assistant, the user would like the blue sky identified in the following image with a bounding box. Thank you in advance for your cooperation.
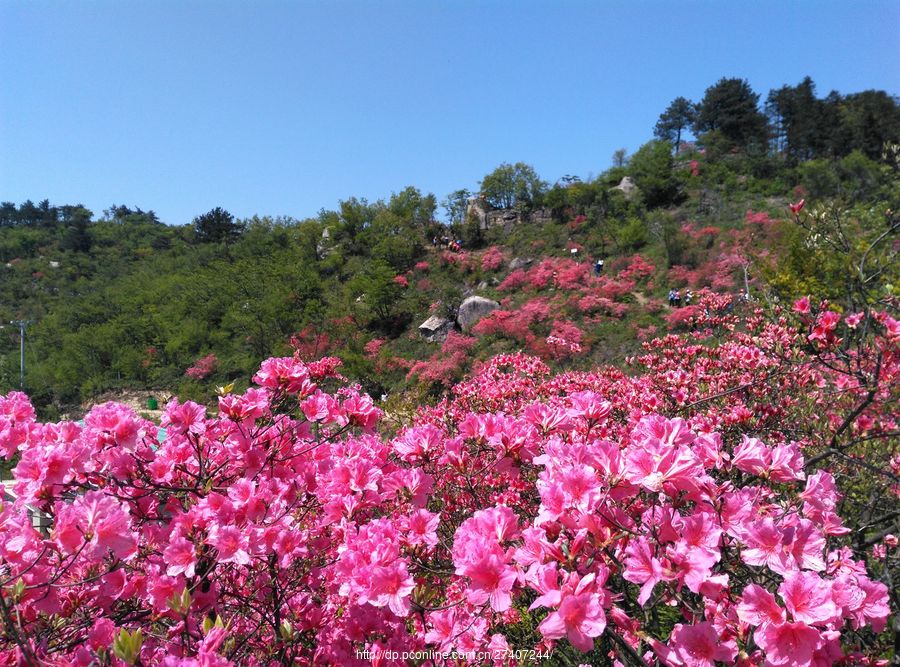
[1,1,898,225]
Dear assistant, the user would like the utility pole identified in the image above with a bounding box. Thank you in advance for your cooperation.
[10,320,31,389]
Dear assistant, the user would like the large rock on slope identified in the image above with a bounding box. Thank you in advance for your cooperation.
[613,176,638,197]
[418,316,453,343]
[457,296,500,331]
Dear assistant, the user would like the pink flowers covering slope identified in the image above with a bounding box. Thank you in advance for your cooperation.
[0,304,896,665]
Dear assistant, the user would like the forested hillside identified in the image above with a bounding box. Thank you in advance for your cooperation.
[2,74,899,666]
[1,76,898,417]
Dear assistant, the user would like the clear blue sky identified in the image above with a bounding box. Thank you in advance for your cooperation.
[2,1,898,225]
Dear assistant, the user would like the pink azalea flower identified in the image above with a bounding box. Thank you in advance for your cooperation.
[370,561,415,617]
[403,509,440,549]
[779,571,838,626]
[161,399,207,436]
[425,608,458,651]
[208,525,251,565]
[737,584,785,626]
[623,537,666,606]
[793,296,811,314]
[253,357,311,394]
[624,442,702,494]
[537,574,606,652]
[87,617,116,651]
[164,534,197,578]
[755,621,823,666]
[845,312,864,328]
[731,435,770,476]
[54,491,137,560]
[666,622,737,666]
[462,553,518,612]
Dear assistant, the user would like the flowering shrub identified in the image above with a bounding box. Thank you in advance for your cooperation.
[497,270,527,292]
[364,338,386,359]
[745,210,776,227]
[577,294,629,318]
[0,303,896,665]
[666,305,706,330]
[289,326,335,360]
[618,255,656,281]
[544,320,586,359]
[185,354,218,380]
[472,299,553,347]
[407,332,477,387]
[481,247,505,272]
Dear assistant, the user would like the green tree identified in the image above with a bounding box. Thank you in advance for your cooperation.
[628,140,683,209]
[347,259,406,328]
[442,189,471,225]
[59,207,93,253]
[654,97,696,149]
[766,77,824,160]
[479,162,546,210]
[694,78,768,152]
[835,90,900,160]
[192,207,242,243]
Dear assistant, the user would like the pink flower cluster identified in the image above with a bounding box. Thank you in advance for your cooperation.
[481,246,505,272]
[185,353,218,380]
[0,306,896,665]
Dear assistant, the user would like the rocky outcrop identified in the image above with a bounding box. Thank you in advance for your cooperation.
[466,196,492,229]
[613,176,637,197]
[508,257,533,271]
[485,209,519,229]
[457,296,500,331]
[418,316,453,343]
[466,196,553,231]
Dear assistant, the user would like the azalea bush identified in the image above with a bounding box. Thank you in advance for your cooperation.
[0,300,897,665]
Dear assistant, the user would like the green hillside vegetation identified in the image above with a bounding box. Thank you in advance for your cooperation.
[1,76,898,418]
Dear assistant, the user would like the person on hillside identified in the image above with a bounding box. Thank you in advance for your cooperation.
[685,290,693,305]
[594,258,604,275]
[673,290,682,307]
[668,289,676,307]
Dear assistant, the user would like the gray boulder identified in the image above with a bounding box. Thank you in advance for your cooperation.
[418,315,453,343]
[508,257,533,271]
[613,176,638,197]
[457,296,500,331]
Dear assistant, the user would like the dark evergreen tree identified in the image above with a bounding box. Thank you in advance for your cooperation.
[59,207,93,253]
[0,202,17,227]
[837,90,900,160]
[766,77,825,161]
[192,207,242,243]
[694,78,768,151]
[654,97,696,149]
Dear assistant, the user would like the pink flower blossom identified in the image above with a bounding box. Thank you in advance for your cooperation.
[164,534,197,578]
[537,583,606,651]
[664,622,737,666]
[208,525,251,565]
[755,621,823,666]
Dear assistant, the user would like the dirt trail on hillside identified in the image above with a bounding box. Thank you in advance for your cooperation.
[79,389,173,422]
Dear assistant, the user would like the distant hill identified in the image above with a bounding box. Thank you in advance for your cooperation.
[2,77,898,418]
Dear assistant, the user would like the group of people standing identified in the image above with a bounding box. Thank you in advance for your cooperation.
[668,289,693,307]
[432,236,462,252]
